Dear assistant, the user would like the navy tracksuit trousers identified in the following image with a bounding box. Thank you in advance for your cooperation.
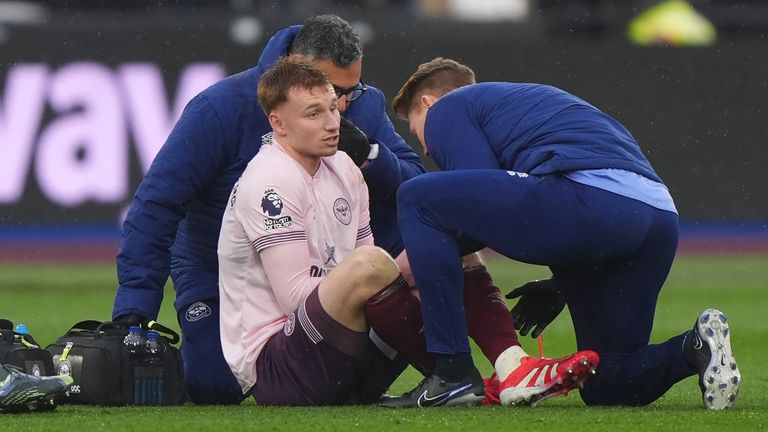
[397,169,694,405]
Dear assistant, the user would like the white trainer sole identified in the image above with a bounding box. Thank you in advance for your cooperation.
[697,308,741,410]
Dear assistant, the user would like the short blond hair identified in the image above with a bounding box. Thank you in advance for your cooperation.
[391,58,476,119]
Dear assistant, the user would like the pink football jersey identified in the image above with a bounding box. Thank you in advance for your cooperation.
[218,139,372,392]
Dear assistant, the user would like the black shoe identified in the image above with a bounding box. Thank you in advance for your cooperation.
[0,364,73,413]
[377,369,485,408]
[684,309,741,410]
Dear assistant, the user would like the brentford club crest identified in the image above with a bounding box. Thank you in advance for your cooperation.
[333,198,351,225]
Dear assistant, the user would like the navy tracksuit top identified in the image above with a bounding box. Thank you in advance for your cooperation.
[113,25,424,320]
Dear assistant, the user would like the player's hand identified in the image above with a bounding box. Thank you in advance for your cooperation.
[338,117,371,166]
[505,278,565,338]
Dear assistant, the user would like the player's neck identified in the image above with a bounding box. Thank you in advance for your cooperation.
[274,137,321,176]
[294,156,321,176]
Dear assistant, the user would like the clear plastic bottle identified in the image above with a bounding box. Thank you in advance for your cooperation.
[145,332,161,364]
[123,326,144,355]
[140,331,164,405]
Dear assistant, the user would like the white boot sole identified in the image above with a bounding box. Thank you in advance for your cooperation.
[697,308,741,410]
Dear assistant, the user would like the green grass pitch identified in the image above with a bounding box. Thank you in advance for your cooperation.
[0,254,766,431]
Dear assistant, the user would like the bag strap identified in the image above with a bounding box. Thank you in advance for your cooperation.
[90,320,180,345]
[65,320,105,336]
[146,320,180,345]
[14,332,41,348]
[93,320,132,338]
[0,319,42,347]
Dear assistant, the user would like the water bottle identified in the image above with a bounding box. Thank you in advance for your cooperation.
[13,323,37,348]
[14,323,28,335]
[145,332,161,364]
[136,331,164,405]
[123,326,144,355]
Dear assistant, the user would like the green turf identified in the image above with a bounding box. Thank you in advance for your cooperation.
[0,255,766,431]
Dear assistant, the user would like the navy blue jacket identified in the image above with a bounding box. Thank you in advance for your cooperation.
[113,25,424,319]
[425,82,662,183]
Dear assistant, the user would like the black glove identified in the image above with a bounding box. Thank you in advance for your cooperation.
[338,117,371,166]
[114,313,148,326]
[506,278,566,338]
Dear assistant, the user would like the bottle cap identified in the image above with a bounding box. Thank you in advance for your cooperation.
[147,332,160,340]
[129,326,141,332]
[14,324,28,334]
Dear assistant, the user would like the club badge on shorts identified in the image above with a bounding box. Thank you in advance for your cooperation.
[185,301,212,322]
[284,313,296,336]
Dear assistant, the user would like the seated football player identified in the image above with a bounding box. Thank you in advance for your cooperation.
[218,56,431,405]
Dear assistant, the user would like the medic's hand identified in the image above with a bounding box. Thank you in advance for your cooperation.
[506,278,566,338]
[338,117,371,166]
[114,313,148,326]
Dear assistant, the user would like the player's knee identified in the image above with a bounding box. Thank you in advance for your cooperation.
[578,370,619,406]
[579,386,611,406]
[344,246,400,292]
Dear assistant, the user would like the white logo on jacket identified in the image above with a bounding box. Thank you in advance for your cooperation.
[185,302,212,322]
